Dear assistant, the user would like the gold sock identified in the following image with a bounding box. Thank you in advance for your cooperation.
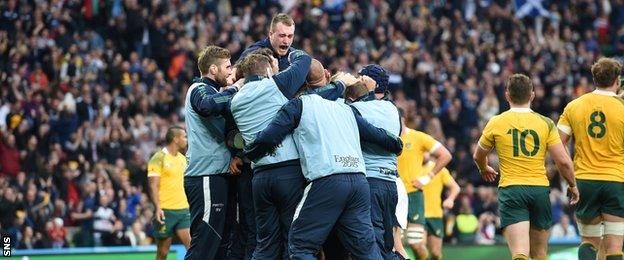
[511,254,529,260]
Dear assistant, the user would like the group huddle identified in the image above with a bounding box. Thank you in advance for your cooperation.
[147,12,624,260]
[183,14,407,260]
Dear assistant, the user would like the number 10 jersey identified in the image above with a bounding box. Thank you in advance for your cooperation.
[479,107,561,187]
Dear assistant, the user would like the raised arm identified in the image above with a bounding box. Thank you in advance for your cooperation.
[350,107,403,155]
[272,50,312,99]
[303,72,359,101]
[189,83,240,117]
[244,98,302,161]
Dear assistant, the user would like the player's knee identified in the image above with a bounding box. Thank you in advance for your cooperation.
[430,249,442,260]
[577,222,603,238]
[406,226,425,245]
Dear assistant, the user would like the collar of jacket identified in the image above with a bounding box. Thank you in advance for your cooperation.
[244,75,267,84]
[192,76,220,88]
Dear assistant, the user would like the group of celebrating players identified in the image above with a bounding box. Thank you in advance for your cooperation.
[145,12,624,260]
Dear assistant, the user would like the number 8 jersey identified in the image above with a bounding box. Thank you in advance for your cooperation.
[557,89,624,182]
[478,107,561,187]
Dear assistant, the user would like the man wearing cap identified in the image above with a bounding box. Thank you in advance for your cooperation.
[343,64,402,259]
[244,84,404,259]
[231,50,361,259]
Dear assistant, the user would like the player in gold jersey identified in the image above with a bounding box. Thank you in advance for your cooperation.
[147,126,191,260]
[421,153,460,260]
[474,74,578,260]
[557,58,624,260]
[396,108,452,260]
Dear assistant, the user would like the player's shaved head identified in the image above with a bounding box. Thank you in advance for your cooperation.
[165,126,185,144]
[306,59,325,87]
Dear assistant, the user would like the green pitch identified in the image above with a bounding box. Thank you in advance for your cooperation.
[22,252,177,260]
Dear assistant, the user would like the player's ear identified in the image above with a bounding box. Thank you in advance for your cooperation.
[530,91,535,103]
[504,91,511,104]
[209,64,218,75]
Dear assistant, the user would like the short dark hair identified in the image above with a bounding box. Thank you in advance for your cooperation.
[506,74,533,104]
[239,54,272,77]
[591,57,622,88]
[270,13,294,31]
[197,46,230,75]
[252,48,274,58]
[165,126,185,144]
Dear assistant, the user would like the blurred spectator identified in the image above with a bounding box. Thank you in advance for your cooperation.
[475,212,497,245]
[0,0,621,248]
[18,226,46,249]
[0,133,21,177]
[126,220,149,246]
[455,197,478,244]
[93,195,116,246]
[47,218,67,248]
[551,214,579,240]
[103,220,130,246]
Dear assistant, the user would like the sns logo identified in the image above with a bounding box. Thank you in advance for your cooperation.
[2,235,10,257]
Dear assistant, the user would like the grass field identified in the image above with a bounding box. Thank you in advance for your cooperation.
[16,252,177,260]
[12,244,578,260]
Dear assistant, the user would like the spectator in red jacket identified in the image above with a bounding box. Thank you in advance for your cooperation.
[46,218,67,249]
[0,133,20,177]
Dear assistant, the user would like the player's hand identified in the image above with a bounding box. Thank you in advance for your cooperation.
[229,156,243,175]
[567,185,580,205]
[442,198,455,209]
[228,78,244,91]
[288,50,307,63]
[412,178,425,189]
[479,166,498,182]
[155,208,165,224]
[335,72,359,86]
[360,75,377,91]
[226,70,237,85]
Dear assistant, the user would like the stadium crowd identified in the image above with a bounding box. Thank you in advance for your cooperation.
[4,0,621,249]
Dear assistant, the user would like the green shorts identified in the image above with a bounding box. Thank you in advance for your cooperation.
[153,208,191,240]
[408,191,425,225]
[498,185,551,230]
[425,218,443,238]
[576,179,624,220]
